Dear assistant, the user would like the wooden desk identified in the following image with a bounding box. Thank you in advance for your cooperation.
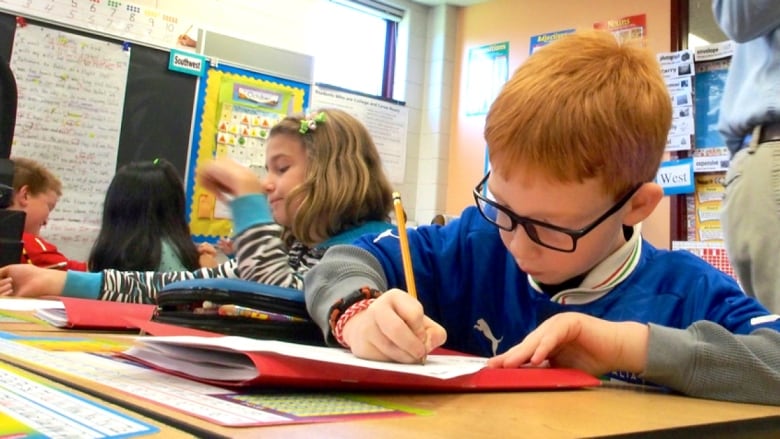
[3,348,780,437]
[1,318,778,438]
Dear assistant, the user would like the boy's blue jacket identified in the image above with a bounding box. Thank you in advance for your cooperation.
[352,206,780,358]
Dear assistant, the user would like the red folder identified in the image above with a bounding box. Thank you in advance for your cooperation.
[35,297,156,330]
[126,320,601,392]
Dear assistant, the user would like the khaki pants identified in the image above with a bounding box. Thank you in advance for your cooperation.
[721,128,780,313]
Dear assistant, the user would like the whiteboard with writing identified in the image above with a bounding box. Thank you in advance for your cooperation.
[311,85,407,184]
[0,0,191,50]
[10,24,129,261]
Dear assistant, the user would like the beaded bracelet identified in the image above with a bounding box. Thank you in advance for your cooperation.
[328,286,383,343]
[333,298,376,347]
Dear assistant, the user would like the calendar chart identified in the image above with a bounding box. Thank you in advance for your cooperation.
[0,0,192,49]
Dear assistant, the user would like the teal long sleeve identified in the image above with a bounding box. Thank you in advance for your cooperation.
[62,271,103,299]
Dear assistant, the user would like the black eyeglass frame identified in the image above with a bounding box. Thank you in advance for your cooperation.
[473,171,642,253]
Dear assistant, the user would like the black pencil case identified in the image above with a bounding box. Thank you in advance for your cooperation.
[153,278,325,346]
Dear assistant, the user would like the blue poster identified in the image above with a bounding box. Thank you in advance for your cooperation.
[465,42,509,116]
[529,29,575,55]
[694,59,729,148]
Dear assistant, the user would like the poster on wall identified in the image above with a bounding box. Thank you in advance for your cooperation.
[10,24,130,261]
[657,50,695,152]
[593,13,646,46]
[185,63,308,240]
[311,84,408,184]
[464,41,509,116]
[528,29,575,55]
[693,173,726,241]
[692,41,733,173]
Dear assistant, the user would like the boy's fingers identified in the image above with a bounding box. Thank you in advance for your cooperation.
[373,305,428,361]
[423,318,447,350]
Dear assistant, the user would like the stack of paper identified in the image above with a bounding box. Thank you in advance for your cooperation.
[122,333,602,391]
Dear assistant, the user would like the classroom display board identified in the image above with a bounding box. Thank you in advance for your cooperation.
[186,63,309,240]
[0,0,192,49]
[311,84,408,184]
[9,24,129,260]
[0,10,197,260]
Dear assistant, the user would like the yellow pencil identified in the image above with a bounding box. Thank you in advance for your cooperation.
[393,192,427,365]
[393,192,417,299]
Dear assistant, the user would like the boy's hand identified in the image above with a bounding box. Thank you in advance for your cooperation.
[486,312,648,376]
[0,264,66,297]
[197,159,264,200]
[341,289,447,363]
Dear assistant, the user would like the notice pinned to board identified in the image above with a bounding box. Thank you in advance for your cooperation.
[10,24,130,261]
[311,85,408,184]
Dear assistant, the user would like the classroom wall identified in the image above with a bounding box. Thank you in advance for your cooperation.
[129,0,437,225]
[108,0,673,243]
[446,0,673,248]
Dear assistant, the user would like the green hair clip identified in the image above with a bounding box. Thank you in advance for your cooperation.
[153,158,159,165]
[299,112,326,134]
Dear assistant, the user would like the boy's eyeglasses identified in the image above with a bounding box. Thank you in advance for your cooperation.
[473,172,642,253]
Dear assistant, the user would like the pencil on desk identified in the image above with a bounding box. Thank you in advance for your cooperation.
[392,192,417,299]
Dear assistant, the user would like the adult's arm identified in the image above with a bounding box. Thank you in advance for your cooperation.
[712,0,780,42]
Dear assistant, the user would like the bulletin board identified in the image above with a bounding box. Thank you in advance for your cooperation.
[186,63,309,241]
[0,12,196,260]
[0,11,197,179]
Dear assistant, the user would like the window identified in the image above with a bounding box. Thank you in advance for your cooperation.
[312,1,400,98]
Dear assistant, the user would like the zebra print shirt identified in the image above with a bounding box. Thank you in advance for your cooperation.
[99,223,324,303]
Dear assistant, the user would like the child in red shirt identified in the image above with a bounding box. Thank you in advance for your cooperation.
[9,157,86,271]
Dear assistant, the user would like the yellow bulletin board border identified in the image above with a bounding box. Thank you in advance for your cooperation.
[185,63,308,241]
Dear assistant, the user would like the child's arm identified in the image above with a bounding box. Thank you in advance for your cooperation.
[339,290,446,363]
[96,259,239,303]
[0,264,67,297]
[487,312,780,405]
[21,234,86,271]
[229,197,301,287]
[486,312,648,375]
[305,244,446,362]
[0,259,240,303]
[643,321,780,405]
[197,159,301,288]
[196,242,219,268]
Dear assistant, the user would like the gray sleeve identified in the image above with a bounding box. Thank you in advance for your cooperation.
[643,321,780,405]
[303,245,388,343]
